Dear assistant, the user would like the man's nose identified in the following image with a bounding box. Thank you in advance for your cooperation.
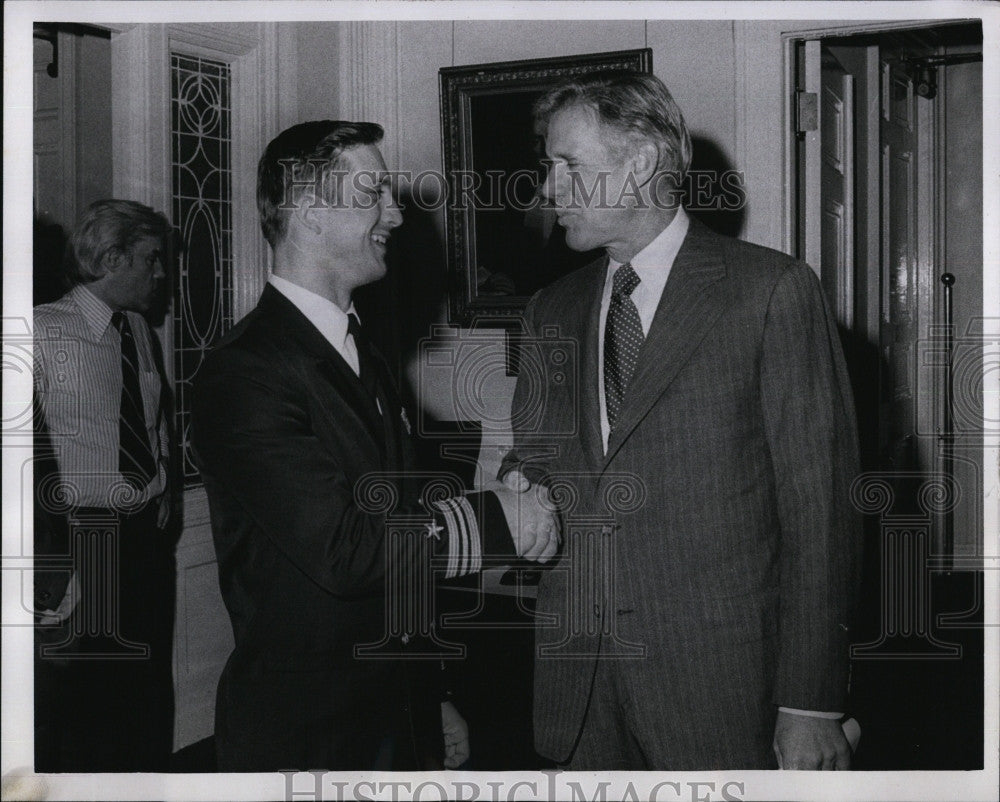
[153,258,166,279]
[540,163,562,203]
[382,196,403,229]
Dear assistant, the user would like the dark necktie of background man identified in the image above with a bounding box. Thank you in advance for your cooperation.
[112,311,157,489]
[604,263,643,431]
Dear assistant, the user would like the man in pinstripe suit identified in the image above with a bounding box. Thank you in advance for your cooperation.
[33,199,175,771]
[501,74,862,770]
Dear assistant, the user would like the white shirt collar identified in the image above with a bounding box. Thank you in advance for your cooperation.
[70,284,116,340]
[268,274,358,354]
[604,207,690,332]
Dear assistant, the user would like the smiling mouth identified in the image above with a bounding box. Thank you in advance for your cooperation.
[370,233,389,246]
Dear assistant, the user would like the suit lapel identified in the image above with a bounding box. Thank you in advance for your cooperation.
[603,219,730,466]
[571,258,606,471]
[258,286,386,453]
[370,344,408,472]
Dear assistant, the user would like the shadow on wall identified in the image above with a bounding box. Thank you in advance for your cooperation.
[685,136,746,239]
[354,184,451,415]
[34,214,70,306]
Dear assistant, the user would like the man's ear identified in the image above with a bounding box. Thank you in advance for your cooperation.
[294,193,325,236]
[630,141,660,188]
[101,246,128,275]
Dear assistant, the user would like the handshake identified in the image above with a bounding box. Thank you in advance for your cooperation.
[487,470,560,563]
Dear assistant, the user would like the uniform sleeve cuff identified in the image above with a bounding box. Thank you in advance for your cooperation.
[429,491,514,578]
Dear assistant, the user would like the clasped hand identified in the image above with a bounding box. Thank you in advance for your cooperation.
[487,470,560,563]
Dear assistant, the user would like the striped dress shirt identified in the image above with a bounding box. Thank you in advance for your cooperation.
[34,284,168,509]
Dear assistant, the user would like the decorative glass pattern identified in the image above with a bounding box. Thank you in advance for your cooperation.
[170,53,233,485]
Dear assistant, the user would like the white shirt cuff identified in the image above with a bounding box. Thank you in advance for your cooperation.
[778,707,843,719]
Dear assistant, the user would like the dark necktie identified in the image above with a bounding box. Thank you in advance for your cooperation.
[111,312,157,490]
[348,313,383,412]
[604,263,644,431]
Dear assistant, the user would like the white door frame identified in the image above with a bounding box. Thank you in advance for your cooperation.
[109,21,291,523]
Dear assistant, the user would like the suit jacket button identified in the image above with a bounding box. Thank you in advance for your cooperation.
[401,633,410,645]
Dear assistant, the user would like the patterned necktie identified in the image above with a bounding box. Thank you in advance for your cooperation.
[348,313,383,411]
[604,263,644,431]
[111,312,156,490]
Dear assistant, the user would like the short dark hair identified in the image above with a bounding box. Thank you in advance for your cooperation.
[257,120,384,248]
[68,199,170,286]
[533,72,692,178]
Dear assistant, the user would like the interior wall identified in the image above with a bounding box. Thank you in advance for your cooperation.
[75,31,113,213]
[296,23,340,122]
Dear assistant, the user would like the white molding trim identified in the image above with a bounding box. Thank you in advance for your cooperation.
[112,23,285,328]
[58,31,77,227]
[111,25,168,212]
[732,21,796,253]
[110,20,286,548]
[275,23,299,132]
[781,18,975,41]
[339,21,402,170]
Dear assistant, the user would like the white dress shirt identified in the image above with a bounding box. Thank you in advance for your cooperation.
[269,274,362,376]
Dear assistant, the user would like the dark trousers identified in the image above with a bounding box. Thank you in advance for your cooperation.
[564,657,650,770]
[563,654,779,770]
[35,507,175,772]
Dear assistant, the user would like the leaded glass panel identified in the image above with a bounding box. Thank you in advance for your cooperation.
[170,53,233,485]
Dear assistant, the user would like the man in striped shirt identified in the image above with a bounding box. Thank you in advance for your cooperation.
[33,199,175,772]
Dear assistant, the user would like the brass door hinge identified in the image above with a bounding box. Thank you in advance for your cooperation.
[796,90,818,133]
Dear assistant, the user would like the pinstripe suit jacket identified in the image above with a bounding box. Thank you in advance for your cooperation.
[503,217,862,768]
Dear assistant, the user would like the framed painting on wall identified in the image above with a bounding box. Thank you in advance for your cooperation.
[439,48,653,327]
